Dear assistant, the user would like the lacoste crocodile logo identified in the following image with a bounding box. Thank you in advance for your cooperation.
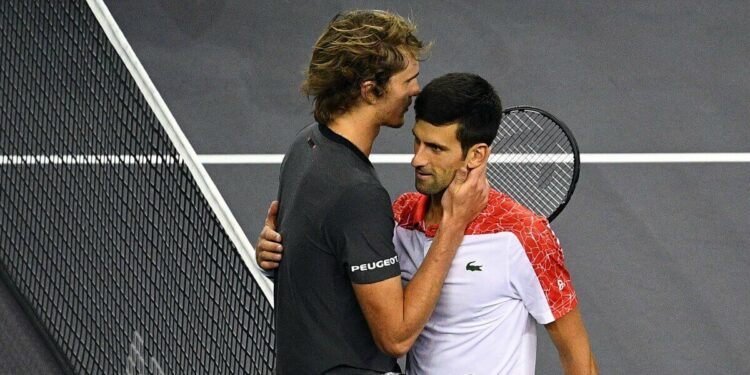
[466,261,483,272]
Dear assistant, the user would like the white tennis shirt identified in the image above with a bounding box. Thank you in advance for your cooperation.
[393,190,577,375]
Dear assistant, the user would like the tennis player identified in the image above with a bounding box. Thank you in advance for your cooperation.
[257,11,489,374]
[258,73,598,374]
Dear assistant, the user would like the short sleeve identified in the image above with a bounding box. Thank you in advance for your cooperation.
[510,218,577,324]
[325,183,400,284]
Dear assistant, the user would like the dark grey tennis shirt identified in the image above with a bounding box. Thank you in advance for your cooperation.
[274,123,401,374]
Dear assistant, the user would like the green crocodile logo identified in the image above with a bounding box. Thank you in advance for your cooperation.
[466,261,483,272]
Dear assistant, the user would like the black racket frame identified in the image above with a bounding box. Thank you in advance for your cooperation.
[497,106,581,222]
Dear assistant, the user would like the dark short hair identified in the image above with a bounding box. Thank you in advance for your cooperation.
[414,73,502,155]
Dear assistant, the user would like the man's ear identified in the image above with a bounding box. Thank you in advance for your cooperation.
[360,80,380,104]
[465,143,490,169]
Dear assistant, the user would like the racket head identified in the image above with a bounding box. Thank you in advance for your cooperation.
[487,106,580,222]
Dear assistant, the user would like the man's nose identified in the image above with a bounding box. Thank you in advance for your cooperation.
[411,80,421,96]
[411,147,426,168]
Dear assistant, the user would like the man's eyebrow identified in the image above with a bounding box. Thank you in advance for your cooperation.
[425,141,447,150]
[411,129,423,142]
[412,130,448,150]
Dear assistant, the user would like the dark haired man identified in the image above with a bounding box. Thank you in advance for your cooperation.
[259,73,598,374]
[394,73,597,374]
[257,11,489,375]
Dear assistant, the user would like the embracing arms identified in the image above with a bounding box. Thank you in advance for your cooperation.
[255,165,489,356]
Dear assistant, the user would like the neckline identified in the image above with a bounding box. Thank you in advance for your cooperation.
[317,123,372,166]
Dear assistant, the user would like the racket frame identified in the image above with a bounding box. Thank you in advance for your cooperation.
[496,106,581,222]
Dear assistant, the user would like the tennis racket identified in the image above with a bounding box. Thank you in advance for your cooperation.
[487,106,580,222]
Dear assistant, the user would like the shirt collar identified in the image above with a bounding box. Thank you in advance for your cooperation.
[317,123,372,166]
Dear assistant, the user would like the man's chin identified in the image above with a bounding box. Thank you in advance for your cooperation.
[415,182,446,196]
[383,121,405,129]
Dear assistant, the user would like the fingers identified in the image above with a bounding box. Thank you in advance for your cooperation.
[446,162,489,221]
[257,242,282,269]
[258,235,283,254]
[464,161,487,186]
[256,215,283,270]
[473,159,488,177]
[259,261,279,270]
[256,234,283,270]
[445,166,469,195]
[475,162,490,197]
[453,166,469,184]
[264,200,279,229]
[260,223,282,243]
[480,176,490,209]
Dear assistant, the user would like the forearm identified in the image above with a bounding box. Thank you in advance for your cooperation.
[546,307,598,375]
[391,222,466,347]
[558,346,598,375]
[356,165,488,356]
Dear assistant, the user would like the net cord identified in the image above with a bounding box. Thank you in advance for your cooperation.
[84,0,275,306]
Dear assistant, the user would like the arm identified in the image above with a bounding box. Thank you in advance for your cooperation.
[545,306,599,375]
[255,205,470,356]
[255,167,489,356]
[353,164,489,357]
[352,219,468,356]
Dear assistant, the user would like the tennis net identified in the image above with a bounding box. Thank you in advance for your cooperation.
[0,0,275,373]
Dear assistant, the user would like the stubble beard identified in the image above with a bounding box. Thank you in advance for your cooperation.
[415,177,449,196]
[384,98,412,129]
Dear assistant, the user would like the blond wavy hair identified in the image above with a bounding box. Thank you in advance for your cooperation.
[301,10,429,124]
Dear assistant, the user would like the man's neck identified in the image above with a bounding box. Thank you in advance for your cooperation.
[424,192,444,226]
[327,109,381,156]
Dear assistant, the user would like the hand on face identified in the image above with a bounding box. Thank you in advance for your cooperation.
[439,162,489,228]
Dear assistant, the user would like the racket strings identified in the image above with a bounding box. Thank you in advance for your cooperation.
[488,162,553,207]
[494,115,570,164]
[497,114,568,155]
[488,163,559,214]
[533,132,574,184]
[488,109,577,219]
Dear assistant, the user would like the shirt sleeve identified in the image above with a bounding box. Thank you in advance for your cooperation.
[325,183,400,284]
[510,217,577,324]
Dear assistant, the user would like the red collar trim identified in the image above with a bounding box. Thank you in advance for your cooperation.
[395,190,533,238]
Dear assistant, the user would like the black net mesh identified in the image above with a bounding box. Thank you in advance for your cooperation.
[0,1,274,373]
